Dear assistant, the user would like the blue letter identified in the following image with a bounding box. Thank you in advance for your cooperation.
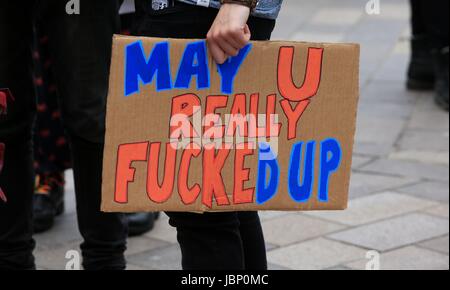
[256,143,279,205]
[288,141,315,203]
[175,41,210,89]
[319,138,342,202]
[217,44,252,94]
[125,41,172,96]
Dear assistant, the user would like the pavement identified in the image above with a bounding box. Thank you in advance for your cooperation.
[34,0,449,270]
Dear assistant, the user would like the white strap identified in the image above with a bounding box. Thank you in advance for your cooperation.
[196,0,211,7]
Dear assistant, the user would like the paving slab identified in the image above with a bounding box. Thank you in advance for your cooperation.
[127,245,182,270]
[360,159,449,182]
[126,236,171,257]
[346,246,449,270]
[351,156,374,169]
[267,238,367,270]
[328,213,449,252]
[34,213,82,251]
[419,236,449,255]
[408,96,450,131]
[423,204,449,219]
[144,213,178,244]
[262,214,346,246]
[305,192,439,226]
[349,172,416,199]
[35,242,81,270]
[397,181,449,203]
[389,150,449,166]
[397,130,450,152]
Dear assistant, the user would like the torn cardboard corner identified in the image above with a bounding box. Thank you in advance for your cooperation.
[102,35,360,213]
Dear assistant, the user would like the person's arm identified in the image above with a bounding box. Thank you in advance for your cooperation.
[207,3,252,64]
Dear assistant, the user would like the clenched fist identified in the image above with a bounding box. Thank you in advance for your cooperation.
[207,3,251,64]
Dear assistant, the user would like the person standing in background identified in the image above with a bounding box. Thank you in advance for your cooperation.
[32,24,72,233]
[1,0,128,270]
[32,0,159,237]
[407,0,449,111]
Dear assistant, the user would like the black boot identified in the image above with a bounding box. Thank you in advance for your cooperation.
[433,47,449,111]
[33,173,65,233]
[407,35,436,90]
[127,212,160,237]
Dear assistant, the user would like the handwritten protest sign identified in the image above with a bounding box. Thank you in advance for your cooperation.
[101,35,360,212]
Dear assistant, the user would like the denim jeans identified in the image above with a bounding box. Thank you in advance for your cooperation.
[134,1,275,270]
[0,0,128,270]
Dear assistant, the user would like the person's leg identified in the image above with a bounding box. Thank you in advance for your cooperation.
[421,1,449,111]
[407,0,435,90]
[237,212,267,270]
[410,0,425,36]
[70,135,128,270]
[32,22,71,234]
[0,1,36,270]
[44,0,128,269]
[168,212,246,270]
[420,0,449,49]
[134,2,274,270]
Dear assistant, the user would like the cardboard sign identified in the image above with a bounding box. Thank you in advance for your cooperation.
[101,35,360,213]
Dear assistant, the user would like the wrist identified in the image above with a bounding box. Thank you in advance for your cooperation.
[220,3,251,14]
[220,0,259,11]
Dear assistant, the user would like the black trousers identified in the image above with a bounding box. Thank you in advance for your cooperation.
[410,0,449,48]
[0,0,127,270]
[134,1,275,270]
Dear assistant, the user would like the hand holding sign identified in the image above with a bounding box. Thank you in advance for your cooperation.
[207,3,252,64]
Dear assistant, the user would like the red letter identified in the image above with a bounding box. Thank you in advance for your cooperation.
[280,100,310,140]
[278,47,323,102]
[202,144,231,208]
[248,93,266,138]
[266,94,281,137]
[114,142,149,204]
[227,93,248,137]
[234,145,255,204]
[204,95,228,139]
[178,142,202,205]
[147,142,178,203]
[170,94,201,139]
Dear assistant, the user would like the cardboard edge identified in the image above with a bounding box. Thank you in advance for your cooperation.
[101,35,361,213]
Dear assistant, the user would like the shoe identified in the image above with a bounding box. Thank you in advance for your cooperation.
[33,173,65,233]
[127,212,159,237]
[433,47,449,111]
[407,35,436,90]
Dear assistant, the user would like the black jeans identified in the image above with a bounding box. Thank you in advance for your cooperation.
[410,0,449,48]
[134,1,275,270]
[0,0,127,270]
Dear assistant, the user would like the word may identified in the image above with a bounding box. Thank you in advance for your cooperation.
[113,138,342,208]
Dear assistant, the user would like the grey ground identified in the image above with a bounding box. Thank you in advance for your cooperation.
[35,0,449,270]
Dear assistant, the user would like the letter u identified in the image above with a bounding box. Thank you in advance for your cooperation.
[288,141,315,202]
